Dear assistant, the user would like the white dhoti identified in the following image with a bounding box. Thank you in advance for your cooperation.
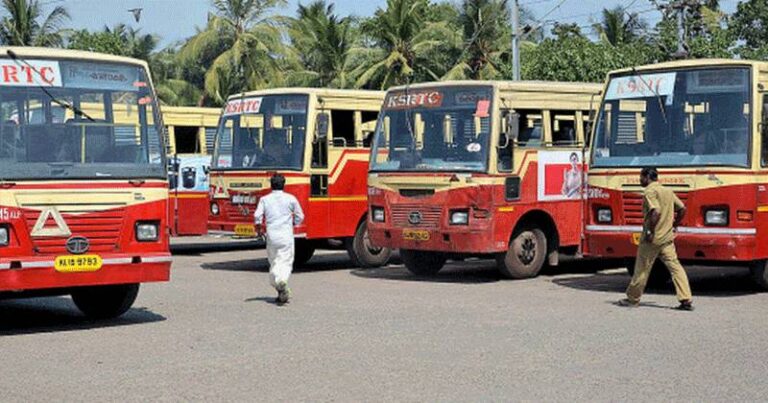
[266,231,294,288]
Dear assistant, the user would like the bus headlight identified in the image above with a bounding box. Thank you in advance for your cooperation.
[0,227,8,246]
[705,209,728,226]
[371,207,385,223]
[210,202,220,216]
[597,208,612,223]
[136,222,159,241]
[450,210,469,225]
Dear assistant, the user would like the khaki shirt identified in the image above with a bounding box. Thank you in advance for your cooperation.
[642,182,684,246]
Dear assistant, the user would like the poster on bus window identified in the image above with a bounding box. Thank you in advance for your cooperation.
[537,151,585,202]
[168,155,212,192]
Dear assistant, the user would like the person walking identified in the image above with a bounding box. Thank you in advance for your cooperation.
[254,174,305,304]
[619,167,694,311]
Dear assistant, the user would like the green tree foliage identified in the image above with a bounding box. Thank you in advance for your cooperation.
[0,0,68,47]
[593,6,647,46]
[730,0,768,59]
[68,24,158,60]
[178,0,288,104]
[287,1,354,88]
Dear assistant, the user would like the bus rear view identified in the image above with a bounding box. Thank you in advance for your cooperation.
[0,48,171,318]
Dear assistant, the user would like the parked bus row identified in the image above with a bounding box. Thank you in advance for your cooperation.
[1,46,766,321]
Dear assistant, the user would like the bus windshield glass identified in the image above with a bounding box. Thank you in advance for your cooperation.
[592,67,751,168]
[213,95,308,170]
[0,57,164,180]
[370,86,493,172]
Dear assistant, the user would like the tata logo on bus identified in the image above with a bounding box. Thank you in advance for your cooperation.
[384,91,443,110]
[0,60,62,87]
[224,97,262,116]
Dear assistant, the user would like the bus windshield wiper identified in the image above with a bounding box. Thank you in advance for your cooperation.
[631,66,668,126]
[6,50,95,122]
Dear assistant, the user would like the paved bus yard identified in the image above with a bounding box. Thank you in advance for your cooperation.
[3,243,768,401]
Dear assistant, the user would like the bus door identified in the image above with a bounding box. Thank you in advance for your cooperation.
[308,108,331,238]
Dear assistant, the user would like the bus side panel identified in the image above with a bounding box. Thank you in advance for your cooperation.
[170,192,209,236]
[325,150,370,238]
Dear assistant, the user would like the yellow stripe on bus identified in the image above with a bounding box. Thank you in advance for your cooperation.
[170,193,209,199]
[309,196,367,202]
[498,206,515,212]
[757,206,768,212]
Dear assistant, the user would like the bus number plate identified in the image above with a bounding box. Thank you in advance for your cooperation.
[54,255,103,273]
[403,229,430,241]
[234,224,257,238]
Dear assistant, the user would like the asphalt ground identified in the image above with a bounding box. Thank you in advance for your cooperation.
[2,247,768,401]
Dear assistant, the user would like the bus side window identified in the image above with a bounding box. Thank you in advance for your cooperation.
[361,110,378,147]
[174,125,201,154]
[515,110,543,148]
[312,112,329,168]
[552,112,577,147]
[331,109,355,148]
[204,127,217,155]
[763,96,768,166]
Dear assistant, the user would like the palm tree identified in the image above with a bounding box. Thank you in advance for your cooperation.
[592,6,646,46]
[353,0,455,89]
[287,1,354,88]
[443,0,510,80]
[0,0,68,47]
[178,0,287,104]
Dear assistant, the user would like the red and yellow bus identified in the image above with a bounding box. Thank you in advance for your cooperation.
[367,81,601,278]
[163,106,220,236]
[585,59,768,288]
[208,88,392,267]
[0,48,171,318]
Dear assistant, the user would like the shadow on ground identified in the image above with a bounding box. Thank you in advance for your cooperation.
[352,258,504,284]
[553,266,762,297]
[0,297,165,336]
[202,251,363,273]
[171,240,265,256]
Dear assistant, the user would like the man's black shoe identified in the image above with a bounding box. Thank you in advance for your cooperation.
[673,301,694,311]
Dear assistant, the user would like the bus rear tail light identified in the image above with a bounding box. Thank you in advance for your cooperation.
[0,226,8,246]
[596,208,612,223]
[704,209,728,226]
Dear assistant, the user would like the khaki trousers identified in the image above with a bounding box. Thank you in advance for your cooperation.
[626,241,693,303]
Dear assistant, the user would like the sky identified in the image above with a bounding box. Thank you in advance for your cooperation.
[56,0,742,47]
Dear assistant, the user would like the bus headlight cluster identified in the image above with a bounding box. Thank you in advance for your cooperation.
[210,202,220,216]
[136,222,159,242]
[450,210,469,225]
[371,207,385,222]
[0,226,8,246]
[705,209,728,226]
[597,208,612,223]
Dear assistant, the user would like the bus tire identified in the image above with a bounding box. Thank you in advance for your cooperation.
[401,249,445,276]
[346,221,392,268]
[497,227,546,279]
[294,239,315,267]
[626,259,671,289]
[71,283,140,319]
[750,261,768,290]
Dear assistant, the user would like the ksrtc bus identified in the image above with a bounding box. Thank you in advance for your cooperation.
[585,59,768,288]
[0,47,171,318]
[209,88,392,267]
[367,81,602,278]
[162,106,220,236]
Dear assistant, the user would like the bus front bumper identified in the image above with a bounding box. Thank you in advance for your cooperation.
[0,253,172,292]
[585,225,757,262]
[369,224,502,255]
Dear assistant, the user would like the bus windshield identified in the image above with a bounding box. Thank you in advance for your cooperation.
[592,67,751,168]
[213,94,308,170]
[370,85,493,172]
[0,57,164,180]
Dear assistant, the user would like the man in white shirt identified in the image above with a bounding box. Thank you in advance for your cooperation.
[254,174,305,304]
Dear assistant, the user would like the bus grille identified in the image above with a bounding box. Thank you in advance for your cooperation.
[225,204,256,222]
[622,191,688,225]
[24,209,125,254]
[391,205,442,228]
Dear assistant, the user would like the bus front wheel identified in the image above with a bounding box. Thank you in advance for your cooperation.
[401,249,445,276]
[294,239,315,267]
[497,227,546,279]
[346,221,392,268]
[750,261,768,290]
[71,283,140,319]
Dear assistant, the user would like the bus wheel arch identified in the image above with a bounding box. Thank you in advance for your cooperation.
[496,210,559,279]
[345,214,392,268]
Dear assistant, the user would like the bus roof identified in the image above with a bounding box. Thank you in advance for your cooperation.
[0,46,150,69]
[608,59,768,76]
[386,80,603,95]
[226,87,385,102]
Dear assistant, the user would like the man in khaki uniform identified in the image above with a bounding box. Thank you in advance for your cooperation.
[619,167,694,311]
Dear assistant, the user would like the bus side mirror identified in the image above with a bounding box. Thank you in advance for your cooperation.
[316,112,329,141]
[500,112,519,148]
